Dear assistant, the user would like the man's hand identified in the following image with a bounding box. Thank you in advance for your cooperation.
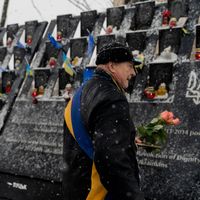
[135,137,142,144]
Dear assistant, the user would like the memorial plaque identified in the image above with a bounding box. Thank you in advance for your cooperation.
[34,69,51,89]
[70,37,87,60]
[0,28,6,46]
[135,2,154,30]
[96,35,115,54]
[14,46,26,67]
[42,42,60,67]
[58,68,73,94]
[45,42,60,59]
[0,47,7,62]
[107,6,125,30]
[1,71,16,93]
[149,62,173,90]
[6,24,19,41]
[81,10,97,36]
[126,7,137,31]
[159,28,182,54]
[126,31,146,52]
[116,35,126,45]
[196,25,200,48]
[168,0,188,19]
[25,20,38,43]
[57,14,72,39]
[66,16,80,39]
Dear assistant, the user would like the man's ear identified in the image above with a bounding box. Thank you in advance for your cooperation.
[107,62,116,73]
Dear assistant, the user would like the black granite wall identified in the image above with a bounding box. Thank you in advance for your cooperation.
[130,61,200,200]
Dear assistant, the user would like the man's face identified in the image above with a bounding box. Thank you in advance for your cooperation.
[111,61,136,89]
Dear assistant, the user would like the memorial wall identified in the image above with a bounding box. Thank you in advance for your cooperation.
[0,0,199,199]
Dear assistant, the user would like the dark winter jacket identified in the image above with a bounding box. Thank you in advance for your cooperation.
[63,69,144,200]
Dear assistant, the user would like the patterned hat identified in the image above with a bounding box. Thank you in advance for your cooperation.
[96,42,141,65]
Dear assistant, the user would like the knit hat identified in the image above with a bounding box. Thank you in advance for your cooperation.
[96,42,141,65]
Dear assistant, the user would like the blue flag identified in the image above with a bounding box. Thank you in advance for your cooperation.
[48,33,62,49]
[87,33,95,57]
[16,40,26,49]
[13,34,26,49]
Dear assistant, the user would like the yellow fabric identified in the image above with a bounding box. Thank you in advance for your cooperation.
[64,99,75,139]
[63,59,74,76]
[86,163,107,200]
[64,98,107,200]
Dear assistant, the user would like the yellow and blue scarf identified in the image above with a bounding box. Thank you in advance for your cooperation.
[64,86,109,200]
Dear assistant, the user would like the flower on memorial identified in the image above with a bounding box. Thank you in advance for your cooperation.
[105,25,113,34]
[137,110,180,152]
[162,9,171,26]
[162,10,171,18]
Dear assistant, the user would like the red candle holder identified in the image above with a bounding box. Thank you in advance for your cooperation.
[31,89,38,98]
[5,85,11,94]
[57,32,62,42]
[195,51,200,60]
[26,35,33,46]
[49,57,57,68]
[144,87,156,99]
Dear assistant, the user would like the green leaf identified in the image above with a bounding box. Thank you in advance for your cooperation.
[150,117,159,124]
[137,126,146,137]
[146,129,153,136]
[153,125,163,131]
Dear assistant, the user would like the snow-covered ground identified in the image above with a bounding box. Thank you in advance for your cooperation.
[0,0,113,26]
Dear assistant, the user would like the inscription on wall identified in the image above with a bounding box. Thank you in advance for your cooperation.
[186,70,200,105]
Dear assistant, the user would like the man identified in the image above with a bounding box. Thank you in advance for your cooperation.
[63,42,144,200]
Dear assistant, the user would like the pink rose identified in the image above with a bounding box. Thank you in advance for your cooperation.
[160,110,180,125]
[160,110,170,122]
[172,118,181,125]
[160,110,174,124]
[168,112,174,120]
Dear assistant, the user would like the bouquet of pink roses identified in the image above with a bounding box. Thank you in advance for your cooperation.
[136,110,180,152]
